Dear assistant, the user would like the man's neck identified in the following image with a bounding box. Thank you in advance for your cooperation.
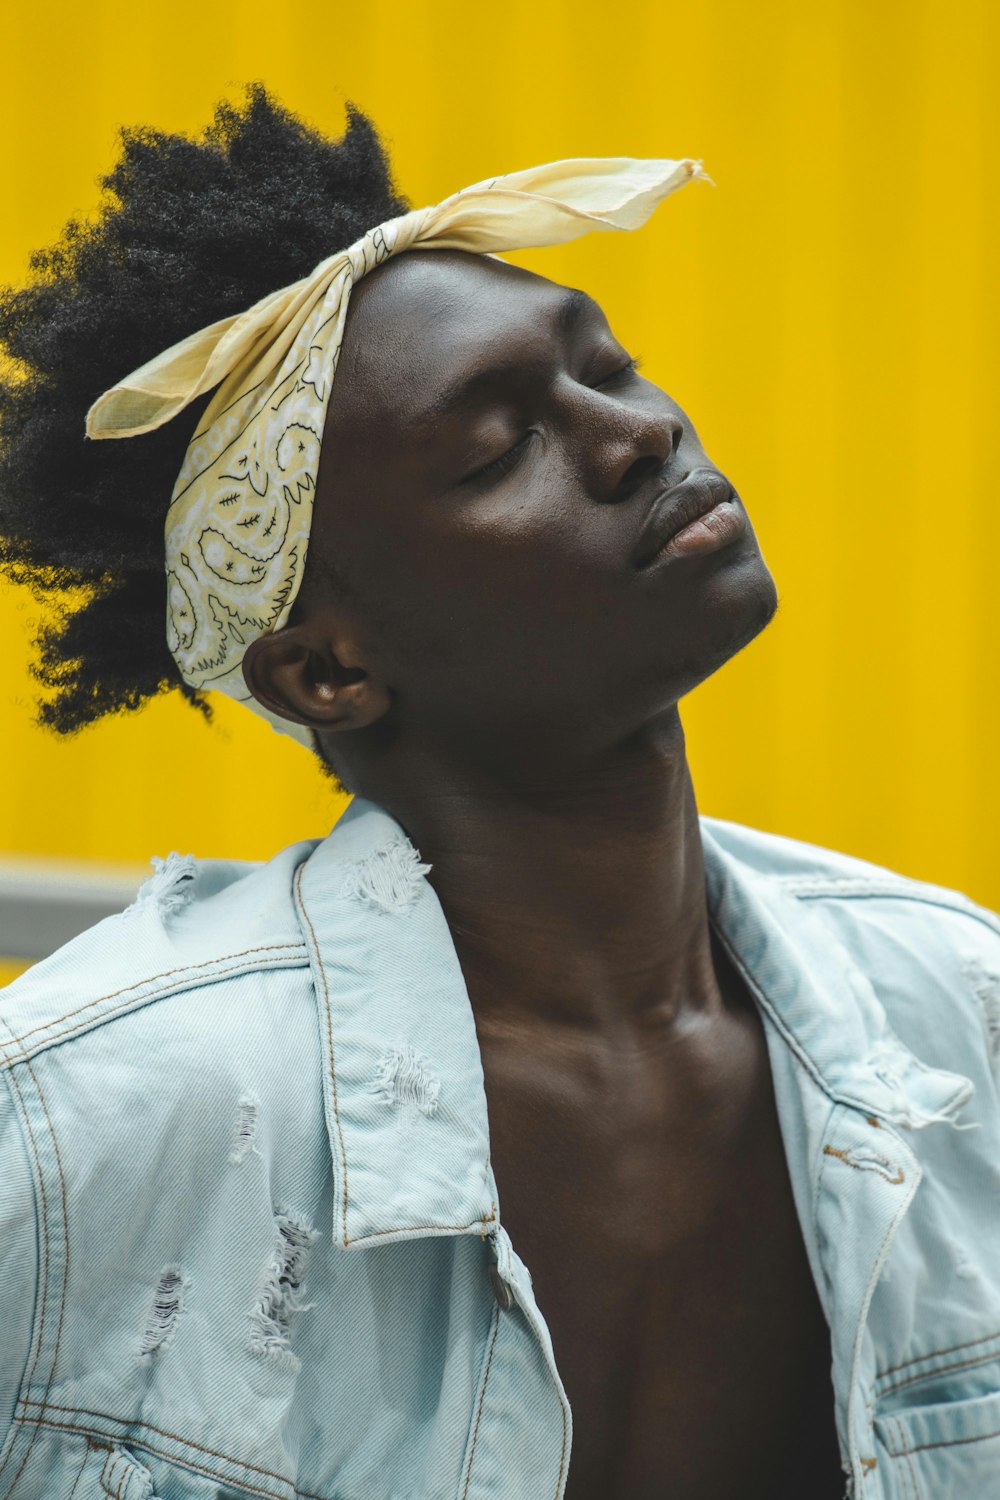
[362,711,724,1042]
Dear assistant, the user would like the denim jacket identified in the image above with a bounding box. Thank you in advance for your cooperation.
[1,795,999,1500]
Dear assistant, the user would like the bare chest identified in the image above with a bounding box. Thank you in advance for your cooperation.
[479,999,845,1500]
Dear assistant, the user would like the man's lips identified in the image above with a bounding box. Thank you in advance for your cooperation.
[633,469,736,569]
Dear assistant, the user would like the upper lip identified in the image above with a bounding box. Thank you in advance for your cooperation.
[633,469,735,568]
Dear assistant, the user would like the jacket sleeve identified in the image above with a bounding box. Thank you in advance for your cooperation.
[0,1071,37,1453]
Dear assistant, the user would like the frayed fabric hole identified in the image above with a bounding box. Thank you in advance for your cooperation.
[229,1093,261,1165]
[139,1266,188,1358]
[869,1035,978,1131]
[249,1209,319,1369]
[870,1037,905,1093]
[953,1243,978,1281]
[962,954,1000,1066]
[340,838,432,913]
[891,1100,980,1132]
[372,1044,441,1128]
[125,852,197,920]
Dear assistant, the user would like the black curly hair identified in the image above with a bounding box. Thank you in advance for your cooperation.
[0,84,408,777]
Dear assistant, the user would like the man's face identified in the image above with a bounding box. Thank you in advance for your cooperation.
[298,249,777,766]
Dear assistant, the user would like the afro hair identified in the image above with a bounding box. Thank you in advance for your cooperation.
[0,84,408,759]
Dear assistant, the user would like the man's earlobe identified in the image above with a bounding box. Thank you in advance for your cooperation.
[240,626,390,732]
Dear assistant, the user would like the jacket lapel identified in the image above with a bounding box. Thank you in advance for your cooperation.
[294,796,496,1249]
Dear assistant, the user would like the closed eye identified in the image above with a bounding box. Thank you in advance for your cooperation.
[463,429,537,485]
[461,355,643,487]
[594,353,643,385]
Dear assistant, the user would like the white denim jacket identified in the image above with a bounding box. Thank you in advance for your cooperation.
[1,795,999,1500]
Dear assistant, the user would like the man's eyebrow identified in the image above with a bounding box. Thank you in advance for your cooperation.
[553,286,601,336]
[405,287,602,435]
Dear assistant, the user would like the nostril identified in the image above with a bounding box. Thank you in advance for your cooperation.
[620,453,666,492]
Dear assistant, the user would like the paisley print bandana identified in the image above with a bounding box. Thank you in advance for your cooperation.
[86,155,708,750]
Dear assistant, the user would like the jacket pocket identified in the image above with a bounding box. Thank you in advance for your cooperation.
[88,1446,277,1500]
[85,1443,277,1500]
[92,1443,160,1500]
[46,1438,162,1500]
[873,1388,1000,1500]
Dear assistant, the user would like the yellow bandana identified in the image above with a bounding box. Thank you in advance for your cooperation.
[86,155,707,750]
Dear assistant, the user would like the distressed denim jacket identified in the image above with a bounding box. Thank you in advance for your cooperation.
[1,795,999,1500]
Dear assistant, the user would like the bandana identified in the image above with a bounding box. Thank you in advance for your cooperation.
[86,155,707,750]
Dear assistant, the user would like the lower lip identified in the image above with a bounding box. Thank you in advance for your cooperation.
[648,498,747,563]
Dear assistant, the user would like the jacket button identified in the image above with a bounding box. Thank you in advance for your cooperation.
[489,1265,515,1310]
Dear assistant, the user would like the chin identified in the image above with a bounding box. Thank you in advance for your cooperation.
[671,554,780,697]
[710,558,779,671]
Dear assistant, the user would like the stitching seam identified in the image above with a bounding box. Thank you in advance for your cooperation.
[552,1383,569,1500]
[66,1437,91,1500]
[293,864,349,1245]
[708,918,838,1103]
[0,951,308,1069]
[0,1041,71,1500]
[785,882,1000,939]
[16,1400,300,1488]
[885,1417,1000,1458]
[879,1346,1000,1398]
[17,1416,335,1500]
[291,865,496,1246]
[460,1306,501,1500]
[877,1329,1000,1382]
[0,1025,52,1500]
[2,943,306,1047]
[17,1417,329,1500]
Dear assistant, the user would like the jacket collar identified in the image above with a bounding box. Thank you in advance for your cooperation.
[293,796,496,1249]
[699,820,975,1131]
[293,797,973,1247]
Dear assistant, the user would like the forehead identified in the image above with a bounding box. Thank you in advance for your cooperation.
[323,250,597,449]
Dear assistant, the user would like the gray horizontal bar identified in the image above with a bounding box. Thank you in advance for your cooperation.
[0,859,149,961]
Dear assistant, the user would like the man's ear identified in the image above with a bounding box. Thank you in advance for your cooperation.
[241,623,391,732]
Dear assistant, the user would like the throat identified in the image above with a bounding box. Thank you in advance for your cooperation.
[457,910,751,1051]
[390,721,718,1034]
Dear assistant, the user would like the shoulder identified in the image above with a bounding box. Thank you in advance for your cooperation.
[701,812,1000,935]
[701,814,1000,1075]
[0,837,331,1446]
[0,836,320,1071]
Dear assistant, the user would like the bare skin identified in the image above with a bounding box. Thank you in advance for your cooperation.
[242,250,843,1496]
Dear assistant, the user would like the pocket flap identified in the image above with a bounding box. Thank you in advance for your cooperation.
[98,1445,158,1500]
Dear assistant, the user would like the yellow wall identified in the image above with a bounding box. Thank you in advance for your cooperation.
[0,0,997,908]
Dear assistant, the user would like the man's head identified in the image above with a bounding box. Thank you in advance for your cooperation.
[242,249,778,796]
[0,88,777,796]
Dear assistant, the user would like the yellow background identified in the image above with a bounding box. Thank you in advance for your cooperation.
[0,0,996,925]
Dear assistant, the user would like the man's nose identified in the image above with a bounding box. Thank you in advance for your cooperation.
[603,409,685,502]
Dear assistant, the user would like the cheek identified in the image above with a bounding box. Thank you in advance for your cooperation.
[366,536,627,712]
[371,489,620,625]
[397,545,570,664]
[325,466,638,687]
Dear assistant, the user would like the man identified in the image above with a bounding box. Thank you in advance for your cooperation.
[1,88,998,1500]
